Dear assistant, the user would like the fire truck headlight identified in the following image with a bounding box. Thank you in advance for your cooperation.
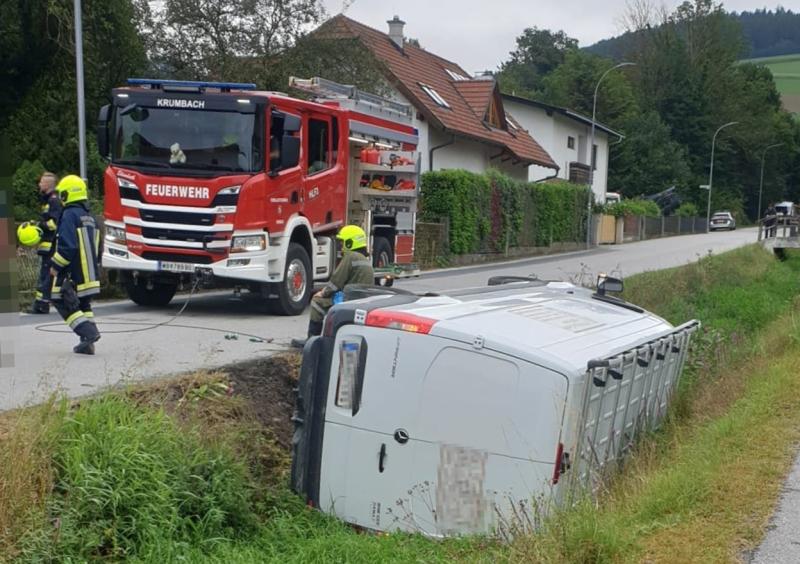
[231,234,266,253]
[218,185,241,195]
[106,225,127,243]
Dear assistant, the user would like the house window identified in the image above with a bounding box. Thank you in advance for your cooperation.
[592,144,598,170]
[444,68,469,81]
[307,118,330,174]
[419,83,451,108]
[567,136,575,149]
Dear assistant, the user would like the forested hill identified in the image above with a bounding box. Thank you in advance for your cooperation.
[588,8,800,60]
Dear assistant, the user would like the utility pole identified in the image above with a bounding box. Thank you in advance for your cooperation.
[74,0,87,179]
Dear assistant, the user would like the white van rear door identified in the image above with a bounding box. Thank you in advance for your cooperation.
[409,346,568,537]
[318,327,443,532]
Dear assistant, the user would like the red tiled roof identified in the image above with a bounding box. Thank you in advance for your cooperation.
[316,15,558,169]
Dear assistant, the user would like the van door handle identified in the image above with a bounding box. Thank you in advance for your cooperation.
[378,443,386,473]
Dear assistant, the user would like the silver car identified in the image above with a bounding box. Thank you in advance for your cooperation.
[710,211,736,231]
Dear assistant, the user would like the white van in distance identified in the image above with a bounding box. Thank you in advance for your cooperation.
[291,277,699,537]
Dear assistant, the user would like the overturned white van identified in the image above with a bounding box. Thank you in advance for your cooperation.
[290,277,699,537]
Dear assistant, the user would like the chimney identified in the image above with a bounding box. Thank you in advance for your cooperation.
[387,15,405,49]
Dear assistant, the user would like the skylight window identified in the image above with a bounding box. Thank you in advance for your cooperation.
[419,83,451,108]
[445,69,469,81]
[506,116,519,130]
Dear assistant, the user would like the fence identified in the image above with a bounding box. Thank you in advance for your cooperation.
[599,215,709,245]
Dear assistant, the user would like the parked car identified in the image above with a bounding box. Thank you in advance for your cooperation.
[775,201,796,217]
[709,211,736,231]
[291,277,699,537]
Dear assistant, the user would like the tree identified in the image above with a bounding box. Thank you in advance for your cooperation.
[496,28,578,98]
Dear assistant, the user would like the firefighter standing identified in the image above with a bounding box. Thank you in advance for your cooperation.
[292,225,374,347]
[764,203,777,238]
[30,172,62,314]
[50,175,102,355]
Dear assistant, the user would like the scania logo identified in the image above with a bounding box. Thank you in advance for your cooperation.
[156,98,205,109]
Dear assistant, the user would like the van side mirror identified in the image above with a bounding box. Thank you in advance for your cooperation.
[281,135,301,169]
[97,104,111,160]
[284,114,301,133]
[596,276,623,296]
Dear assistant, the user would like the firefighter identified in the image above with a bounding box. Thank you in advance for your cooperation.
[764,203,777,238]
[292,225,374,348]
[50,175,102,355]
[30,172,62,313]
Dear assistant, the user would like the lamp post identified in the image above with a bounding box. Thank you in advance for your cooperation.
[705,121,738,233]
[74,0,87,179]
[757,142,785,220]
[586,62,635,249]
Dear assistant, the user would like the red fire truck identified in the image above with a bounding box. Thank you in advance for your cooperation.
[96,77,420,315]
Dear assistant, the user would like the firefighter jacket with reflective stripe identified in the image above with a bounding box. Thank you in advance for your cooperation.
[321,249,374,297]
[51,202,102,297]
[37,190,62,256]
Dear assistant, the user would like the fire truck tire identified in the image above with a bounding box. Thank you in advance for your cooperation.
[125,278,177,307]
[372,236,393,268]
[272,243,312,316]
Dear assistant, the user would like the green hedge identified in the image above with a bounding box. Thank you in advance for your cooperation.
[419,169,590,255]
[601,198,661,218]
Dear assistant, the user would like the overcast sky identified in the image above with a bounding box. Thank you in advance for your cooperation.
[320,0,796,73]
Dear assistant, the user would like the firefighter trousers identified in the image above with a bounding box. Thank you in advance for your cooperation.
[35,255,53,302]
[310,295,334,323]
[52,279,100,342]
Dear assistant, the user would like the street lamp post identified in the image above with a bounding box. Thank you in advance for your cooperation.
[74,0,87,179]
[705,121,738,233]
[757,142,785,221]
[586,62,635,249]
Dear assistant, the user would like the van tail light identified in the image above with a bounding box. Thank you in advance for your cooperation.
[364,310,436,334]
[552,442,570,485]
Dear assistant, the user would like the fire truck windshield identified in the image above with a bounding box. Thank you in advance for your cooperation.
[112,105,263,174]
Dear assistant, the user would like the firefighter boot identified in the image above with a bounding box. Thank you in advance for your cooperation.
[291,320,323,349]
[29,300,50,314]
[73,322,101,355]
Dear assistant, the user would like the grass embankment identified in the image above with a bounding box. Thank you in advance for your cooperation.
[2,245,799,563]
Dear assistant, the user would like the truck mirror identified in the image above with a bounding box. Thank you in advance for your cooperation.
[284,114,301,133]
[97,104,111,160]
[281,135,301,169]
[597,276,623,295]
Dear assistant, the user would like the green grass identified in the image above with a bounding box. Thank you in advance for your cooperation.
[743,53,800,110]
[3,245,800,563]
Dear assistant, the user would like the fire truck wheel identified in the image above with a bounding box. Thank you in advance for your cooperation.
[372,236,393,268]
[125,278,177,307]
[272,242,312,316]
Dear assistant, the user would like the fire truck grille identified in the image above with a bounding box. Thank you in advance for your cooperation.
[141,227,228,243]
[139,209,216,226]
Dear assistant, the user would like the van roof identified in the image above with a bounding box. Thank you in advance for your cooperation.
[352,281,677,376]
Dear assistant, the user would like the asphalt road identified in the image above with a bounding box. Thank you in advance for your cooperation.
[750,452,800,563]
[1,227,758,411]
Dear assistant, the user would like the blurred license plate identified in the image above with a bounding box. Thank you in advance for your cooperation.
[159,261,196,273]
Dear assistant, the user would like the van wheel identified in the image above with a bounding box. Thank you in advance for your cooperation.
[271,243,312,316]
[373,236,393,268]
[125,278,177,307]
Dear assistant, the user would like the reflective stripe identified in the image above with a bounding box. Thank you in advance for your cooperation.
[83,311,94,319]
[52,252,69,267]
[76,280,101,297]
[65,311,87,329]
[324,282,339,293]
[46,219,57,231]
[350,259,371,267]
[311,301,327,315]
[38,241,53,251]
[35,291,43,299]
[78,230,91,284]
[94,230,101,255]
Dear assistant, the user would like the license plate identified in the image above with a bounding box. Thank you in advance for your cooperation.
[158,261,196,273]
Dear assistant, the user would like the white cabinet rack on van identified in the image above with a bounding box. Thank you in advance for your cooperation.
[290,277,699,538]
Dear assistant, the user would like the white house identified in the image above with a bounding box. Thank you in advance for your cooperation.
[503,95,622,202]
[317,15,559,181]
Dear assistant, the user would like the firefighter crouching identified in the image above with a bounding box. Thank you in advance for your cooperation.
[292,225,374,348]
[31,172,63,314]
[50,175,102,355]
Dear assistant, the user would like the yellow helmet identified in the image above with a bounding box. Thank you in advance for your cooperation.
[17,222,42,247]
[56,174,88,204]
[336,224,367,251]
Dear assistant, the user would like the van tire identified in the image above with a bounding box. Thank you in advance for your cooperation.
[373,236,393,268]
[125,278,177,307]
[271,243,312,316]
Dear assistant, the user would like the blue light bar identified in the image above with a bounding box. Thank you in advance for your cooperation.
[126,78,257,91]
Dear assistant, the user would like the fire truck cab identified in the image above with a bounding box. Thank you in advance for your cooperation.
[96,77,420,315]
